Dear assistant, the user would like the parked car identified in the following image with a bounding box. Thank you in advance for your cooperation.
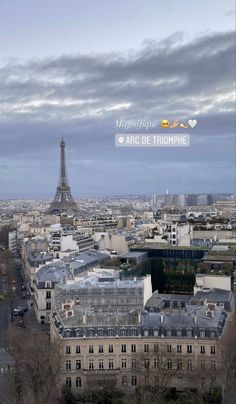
[14,306,27,316]
[14,307,24,316]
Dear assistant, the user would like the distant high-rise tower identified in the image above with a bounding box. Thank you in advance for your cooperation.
[47,138,78,214]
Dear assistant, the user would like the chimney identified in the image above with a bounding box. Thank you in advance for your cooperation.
[160,312,164,323]
[83,313,86,324]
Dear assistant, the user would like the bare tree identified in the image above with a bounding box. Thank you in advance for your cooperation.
[0,250,17,322]
[218,314,236,404]
[8,325,60,404]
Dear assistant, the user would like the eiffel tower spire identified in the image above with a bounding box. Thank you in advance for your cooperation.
[47,138,78,214]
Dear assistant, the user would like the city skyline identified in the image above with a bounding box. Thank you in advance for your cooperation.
[0,0,235,198]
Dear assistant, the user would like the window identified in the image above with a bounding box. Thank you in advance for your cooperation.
[167,344,172,353]
[109,344,113,353]
[130,328,136,336]
[154,344,158,353]
[187,359,193,371]
[122,376,127,386]
[76,360,81,370]
[76,377,81,388]
[99,359,104,370]
[177,359,183,370]
[121,344,126,353]
[167,359,172,370]
[200,360,206,370]
[88,329,94,337]
[144,344,149,353]
[108,329,113,336]
[131,344,136,353]
[211,360,216,371]
[121,358,126,368]
[109,359,114,369]
[46,302,51,310]
[89,359,94,370]
[66,360,71,370]
[187,345,192,354]
[120,329,127,336]
[89,345,94,353]
[66,377,71,387]
[187,330,192,337]
[200,346,205,354]
[99,345,103,353]
[144,359,149,369]
[154,358,159,368]
[177,344,182,353]
[211,346,216,355]
[66,346,71,354]
[98,329,103,337]
[75,329,81,337]
[132,375,137,386]
[167,329,172,337]
[76,345,80,354]
[144,329,149,336]
[46,290,51,299]
[200,330,205,338]
[131,358,136,368]
[46,281,51,288]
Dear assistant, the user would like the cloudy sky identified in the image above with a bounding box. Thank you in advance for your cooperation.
[0,0,235,198]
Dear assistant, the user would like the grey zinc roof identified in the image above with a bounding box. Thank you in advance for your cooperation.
[142,306,225,329]
[62,249,109,274]
[145,293,191,309]
[35,262,72,284]
[191,288,233,304]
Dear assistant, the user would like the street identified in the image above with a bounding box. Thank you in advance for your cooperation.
[0,257,49,404]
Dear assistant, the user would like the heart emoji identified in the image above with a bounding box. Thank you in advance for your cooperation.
[188,119,197,128]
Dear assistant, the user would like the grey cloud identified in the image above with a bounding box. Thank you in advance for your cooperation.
[0,31,235,197]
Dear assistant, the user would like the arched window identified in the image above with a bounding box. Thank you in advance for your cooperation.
[108,328,113,336]
[88,328,94,337]
[130,328,136,336]
[154,329,158,337]
[176,329,182,337]
[66,360,71,370]
[98,328,104,337]
[122,375,127,386]
[64,329,71,338]
[120,328,127,336]
[186,329,192,337]
[66,377,71,387]
[76,377,81,388]
[75,328,81,337]
[144,329,149,337]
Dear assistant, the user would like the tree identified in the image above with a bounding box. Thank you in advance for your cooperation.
[60,384,77,404]
[0,250,17,321]
[0,225,14,249]
[79,381,125,404]
[8,325,60,404]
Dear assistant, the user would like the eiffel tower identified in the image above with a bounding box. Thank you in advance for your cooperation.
[47,138,78,214]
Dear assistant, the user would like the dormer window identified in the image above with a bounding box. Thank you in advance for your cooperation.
[120,328,127,336]
[167,329,172,337]
[176,329,182,337]
[45,281,52,288]
[130,328,137,336]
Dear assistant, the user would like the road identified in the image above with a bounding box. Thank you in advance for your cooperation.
[0,257,49,404]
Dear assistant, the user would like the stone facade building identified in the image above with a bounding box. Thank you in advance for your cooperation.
[50,285,233,396]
